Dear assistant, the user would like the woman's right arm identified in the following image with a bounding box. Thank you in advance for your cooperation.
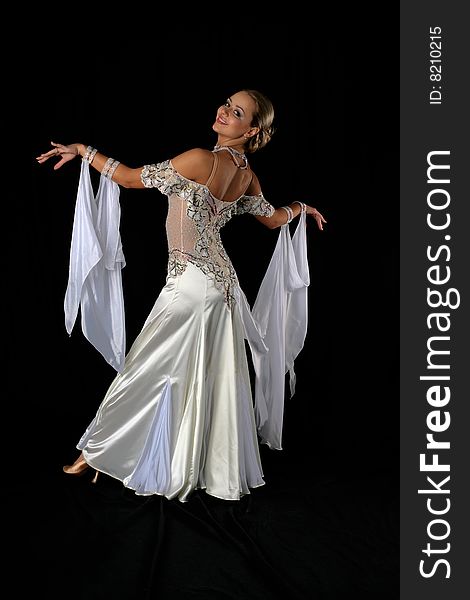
[36,142,146,189]
[245,171,327,230]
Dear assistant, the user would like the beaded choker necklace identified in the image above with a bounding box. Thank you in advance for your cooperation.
[213,145,248,169]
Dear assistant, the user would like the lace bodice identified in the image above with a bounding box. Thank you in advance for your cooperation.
[141,160,275,306]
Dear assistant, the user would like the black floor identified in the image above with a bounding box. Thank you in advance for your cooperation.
[16,446,398,599]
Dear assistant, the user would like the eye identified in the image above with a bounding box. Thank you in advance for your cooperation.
[221,100,242,119]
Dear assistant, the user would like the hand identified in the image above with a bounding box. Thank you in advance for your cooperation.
[305,205,327,231]
[36,141,82,170]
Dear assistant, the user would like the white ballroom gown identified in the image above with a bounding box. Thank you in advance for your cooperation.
[66,157,310,503]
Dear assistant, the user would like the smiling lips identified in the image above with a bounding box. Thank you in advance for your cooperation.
[216,116,228,125]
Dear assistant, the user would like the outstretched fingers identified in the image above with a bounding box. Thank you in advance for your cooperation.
[36,141,76,169]
[307,207,327,231]
[36,141,60,163]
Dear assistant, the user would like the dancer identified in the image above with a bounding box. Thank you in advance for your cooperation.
[36,89,326,502]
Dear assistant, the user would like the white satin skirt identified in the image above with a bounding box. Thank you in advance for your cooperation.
[78,262,266,502]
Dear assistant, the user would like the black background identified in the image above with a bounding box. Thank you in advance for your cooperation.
[11,17,398,599]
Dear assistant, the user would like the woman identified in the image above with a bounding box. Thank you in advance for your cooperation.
[36,89,326,503]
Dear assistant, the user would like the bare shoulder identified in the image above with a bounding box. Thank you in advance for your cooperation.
[171,148,214,183]
[244,170,262,196]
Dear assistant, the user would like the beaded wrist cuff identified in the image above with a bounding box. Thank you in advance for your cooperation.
[292,200,306,212]
[83,146,98,163]
[102,158,120,180]
[281,205,294,223]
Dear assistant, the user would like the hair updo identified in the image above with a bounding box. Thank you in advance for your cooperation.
[242,89,275,154]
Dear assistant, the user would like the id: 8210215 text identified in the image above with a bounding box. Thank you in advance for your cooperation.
[429,26,442,105]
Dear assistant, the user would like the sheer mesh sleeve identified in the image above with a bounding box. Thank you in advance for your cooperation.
[140,160,185,195]
[236,193,275,217]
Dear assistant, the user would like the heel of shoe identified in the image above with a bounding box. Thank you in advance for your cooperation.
[63,453,100,483]
[62,453,89,476]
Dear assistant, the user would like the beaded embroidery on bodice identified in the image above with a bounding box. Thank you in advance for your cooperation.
[141,160,275,307]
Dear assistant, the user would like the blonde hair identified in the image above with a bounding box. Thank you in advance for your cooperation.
[242,89,275,153]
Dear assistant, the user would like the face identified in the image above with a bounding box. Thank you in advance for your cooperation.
[212,91,259,143]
